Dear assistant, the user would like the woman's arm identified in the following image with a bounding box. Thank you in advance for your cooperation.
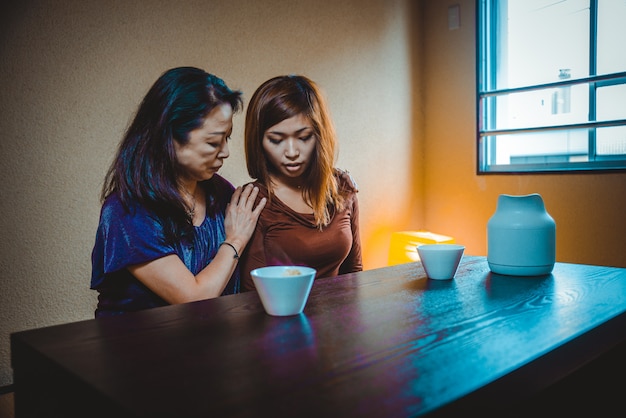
[339,192,363,274]
[129,184,266,303]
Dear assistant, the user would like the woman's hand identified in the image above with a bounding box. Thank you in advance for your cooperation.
[223,184,266,253]
[129,184,266,304]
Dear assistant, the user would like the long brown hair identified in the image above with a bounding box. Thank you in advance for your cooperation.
[245,75,343,228]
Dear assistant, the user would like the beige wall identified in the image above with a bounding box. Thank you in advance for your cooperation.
[0,0,419,387]
[1,0,624,389]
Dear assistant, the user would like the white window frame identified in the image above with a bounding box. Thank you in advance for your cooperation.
[477,0,626,173]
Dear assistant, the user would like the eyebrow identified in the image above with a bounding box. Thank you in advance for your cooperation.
[267,126,312,136]
[207,129,231,137]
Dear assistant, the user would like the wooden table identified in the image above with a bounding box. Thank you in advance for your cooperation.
[11,257,626,417]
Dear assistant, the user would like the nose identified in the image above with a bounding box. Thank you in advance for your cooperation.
[285,138,299,159]
[219,139,230,159]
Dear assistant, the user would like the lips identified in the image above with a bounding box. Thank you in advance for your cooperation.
[284,163,302,172]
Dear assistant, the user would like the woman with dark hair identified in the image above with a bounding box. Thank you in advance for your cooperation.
[240,75,362,291]
[91,67,266,317]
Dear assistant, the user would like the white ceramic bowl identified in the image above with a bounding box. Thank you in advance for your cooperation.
[250,266,317,316]
[416,244,465,280]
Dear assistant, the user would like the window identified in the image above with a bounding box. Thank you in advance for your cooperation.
[477,0,626,173]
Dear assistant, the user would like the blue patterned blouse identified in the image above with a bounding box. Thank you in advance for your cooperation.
[90,175,239,318]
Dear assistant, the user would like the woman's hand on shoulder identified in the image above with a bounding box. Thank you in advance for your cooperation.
[224,184,267,251]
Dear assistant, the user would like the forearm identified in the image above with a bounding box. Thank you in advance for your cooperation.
[129,248,239,304]
[192,242,241,299]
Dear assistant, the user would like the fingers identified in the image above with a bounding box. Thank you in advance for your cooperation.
[231,184,264,210]
[223,185,266,248]
[230,185,243,204]
[253,196,267,215]
[240,184,258,209]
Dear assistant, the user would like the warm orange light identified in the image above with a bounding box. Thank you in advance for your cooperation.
[387,230,455,266]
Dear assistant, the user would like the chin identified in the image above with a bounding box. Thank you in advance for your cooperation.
[282,169,303,178]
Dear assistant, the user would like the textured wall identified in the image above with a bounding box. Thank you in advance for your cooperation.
[0,0,418,387]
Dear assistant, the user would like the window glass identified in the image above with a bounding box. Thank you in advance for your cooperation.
[597,84,626,121]
[493,83,589,130]
[504,0,589,88]
[597,126,626,156]
[481,129,588,166]
[598,0,626,74]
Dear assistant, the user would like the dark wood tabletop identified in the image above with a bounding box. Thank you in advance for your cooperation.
[11,257,626,417]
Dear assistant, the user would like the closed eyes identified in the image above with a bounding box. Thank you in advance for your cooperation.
[267,133,314,144]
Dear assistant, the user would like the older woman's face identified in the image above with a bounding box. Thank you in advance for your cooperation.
[174,103,233,182]
[262,113,316,180]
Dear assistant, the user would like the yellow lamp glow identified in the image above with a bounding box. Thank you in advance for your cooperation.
[388,230,455,266]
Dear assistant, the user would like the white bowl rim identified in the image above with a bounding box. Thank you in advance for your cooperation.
[250,266,317,278]
[417,244,465,251]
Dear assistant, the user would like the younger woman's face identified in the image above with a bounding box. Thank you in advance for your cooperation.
[174,103,233,183]
[262,113,317,180]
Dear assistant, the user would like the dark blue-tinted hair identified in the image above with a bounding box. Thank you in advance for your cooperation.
[102,67,243,242]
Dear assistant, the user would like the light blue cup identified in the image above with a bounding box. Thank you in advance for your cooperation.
[251,266,317,316]
[417,244,465,280]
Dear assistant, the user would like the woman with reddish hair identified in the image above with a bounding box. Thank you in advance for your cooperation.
[240,75,362,291]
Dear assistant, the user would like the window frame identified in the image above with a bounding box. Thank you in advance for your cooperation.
[476,0,626,174]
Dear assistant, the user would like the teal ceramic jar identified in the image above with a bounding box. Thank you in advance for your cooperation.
[487,193,556,276]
